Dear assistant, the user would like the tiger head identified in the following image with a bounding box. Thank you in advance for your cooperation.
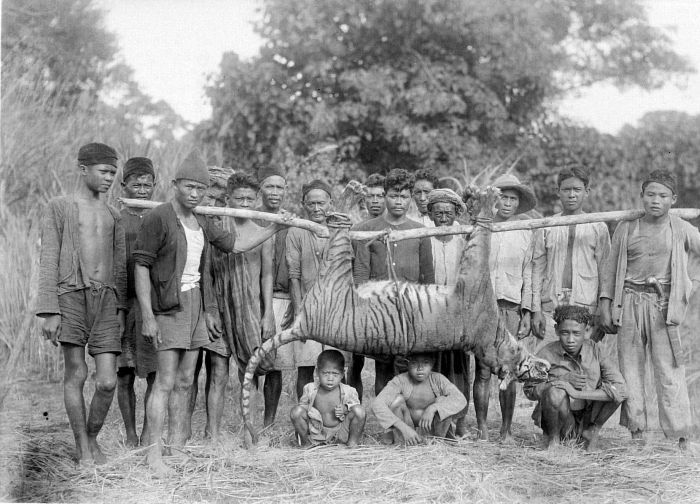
[493,329,550,390]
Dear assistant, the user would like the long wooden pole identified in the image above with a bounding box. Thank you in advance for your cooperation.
[119,198,330,237]
[121,198,699,242]
[352,208,700,242]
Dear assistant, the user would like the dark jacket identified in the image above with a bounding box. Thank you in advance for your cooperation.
[132,201,236,315]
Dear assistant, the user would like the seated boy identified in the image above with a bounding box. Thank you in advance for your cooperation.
[372,353,468,445]
[524,305,627,451]
[290,350,366,447]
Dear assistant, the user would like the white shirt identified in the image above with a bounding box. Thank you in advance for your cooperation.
[431,232,466,286]
[489,227,534,310]
[181,224,204,292]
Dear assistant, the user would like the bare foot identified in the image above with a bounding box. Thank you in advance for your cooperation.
[88,438,107,465]
[679,437,688,451]
[346,440,359,448]
[76,456,96,470]
[582,427,601,452]
[631,430,645,446]
[499,433,516,445]
[380,431,394,445]
[475,429,489,441]
[147,448,176,478]
[125,435,139,448]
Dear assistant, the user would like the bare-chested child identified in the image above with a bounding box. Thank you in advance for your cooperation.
[372,353,467,445]
[290,350,366,447]
[37,142,127,466]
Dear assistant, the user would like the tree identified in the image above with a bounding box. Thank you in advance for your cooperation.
[199,0,691,179]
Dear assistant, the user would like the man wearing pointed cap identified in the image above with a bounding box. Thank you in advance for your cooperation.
[133,149,290,475]
[254,165,295,427]
[473,173,537,441]
[37,142,127,466]
[116,156,158,448]
[599,169,700,449]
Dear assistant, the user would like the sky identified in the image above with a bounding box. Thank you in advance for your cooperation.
[101,0,700,134]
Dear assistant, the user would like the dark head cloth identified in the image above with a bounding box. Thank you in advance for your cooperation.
[427,188,467,215]
[78,142,118,167]
[302,179,333,200]
[642,169,677,195]
[257,164,286,183]
[123,157,154,180]
[174,149,209,186]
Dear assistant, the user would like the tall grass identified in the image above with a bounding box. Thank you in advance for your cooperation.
[0,62,191,402]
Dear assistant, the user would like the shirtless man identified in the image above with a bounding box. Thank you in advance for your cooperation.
[372,353,467,445]
[37,142,127,466]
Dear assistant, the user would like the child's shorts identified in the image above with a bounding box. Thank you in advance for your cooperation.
[307,406,350,445]
[57,282,121,356]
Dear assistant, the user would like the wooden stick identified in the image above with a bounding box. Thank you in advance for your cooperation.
[119,198,330,237]
[350,208,700,242]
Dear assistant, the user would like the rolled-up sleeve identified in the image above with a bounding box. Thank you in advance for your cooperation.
[133,211,163,268]
[36,200,62,316]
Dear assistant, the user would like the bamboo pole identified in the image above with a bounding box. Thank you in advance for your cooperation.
[121,198,699,243]
[119,198,330,237]
[351,208,700,242]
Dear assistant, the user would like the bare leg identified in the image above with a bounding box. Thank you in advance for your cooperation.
[346,405,366,447]
[296,366,315,401]
[348,355,365,402]
[374,360,394,396]
[290,405,311,446]
[204,353,229,442]
[62,344,91,465]
[498,380,517,440]
[539,386,574,449]
[168,349,201,450]
[86,352,117,464]
[452,351,470,437]
[430,414,454,439]
[117,367,138,447]
[140,372,156,446]
[388,395,417,445]
[187,349,204,440]
[473,356,491,440]
[263,370,282,427]
[146,349,180,476]
[582,400,620,451]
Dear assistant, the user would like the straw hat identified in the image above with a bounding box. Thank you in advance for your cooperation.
[492,174,537,214]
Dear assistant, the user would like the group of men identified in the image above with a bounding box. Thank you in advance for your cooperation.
[37,141,699,475]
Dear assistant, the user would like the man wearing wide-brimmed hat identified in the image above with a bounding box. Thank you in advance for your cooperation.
[473,173,537,442]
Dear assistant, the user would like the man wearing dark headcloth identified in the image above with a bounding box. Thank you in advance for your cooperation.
[254,165,295,426]
[286,179,351,399]
[117,157,157,448]
[599,169,700,449]
[37,142,127,466]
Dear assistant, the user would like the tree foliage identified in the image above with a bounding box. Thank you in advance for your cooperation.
[199,0,690,179]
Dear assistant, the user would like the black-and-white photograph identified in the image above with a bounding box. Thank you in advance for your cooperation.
[2,0,700,502]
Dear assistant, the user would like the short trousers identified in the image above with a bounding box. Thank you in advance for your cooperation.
[117,299,138,369]
[307,406,350,445]
[155,288,209,352]
[57,282,121,356]
[204,332,232,358]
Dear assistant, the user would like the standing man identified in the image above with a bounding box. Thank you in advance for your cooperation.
[133,150,286,475]
[427,188,470,436]
[474,174,536,441]
[364,173,386,219]
[599,170,700,449]
[352,169,435,396]
[531,166,610,346]
[37,142,126,466]
[411,168,438,228]
[287,179,349,399]
[201,171,276,441]
[254,165,295,427]
[116,156,157,448]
